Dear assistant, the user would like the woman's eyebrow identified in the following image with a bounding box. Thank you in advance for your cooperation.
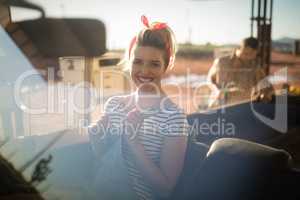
[134,57,161,63]
[150,60,162,63]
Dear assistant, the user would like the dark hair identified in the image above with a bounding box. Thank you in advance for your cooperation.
[242,37,259,50]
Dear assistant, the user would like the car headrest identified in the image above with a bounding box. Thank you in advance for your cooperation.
[206,138,292,171]
[189,138,293,200]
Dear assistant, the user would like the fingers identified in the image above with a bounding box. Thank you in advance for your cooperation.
[124,110,141,141]
[127,108,144,124]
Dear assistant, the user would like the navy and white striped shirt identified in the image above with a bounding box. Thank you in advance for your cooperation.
[90,94,189,200]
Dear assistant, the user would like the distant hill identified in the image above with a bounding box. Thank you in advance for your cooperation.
[272,37,300,53]
[274,37,299,45]
[177,43,215,59]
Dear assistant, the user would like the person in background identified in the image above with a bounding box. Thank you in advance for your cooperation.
[207,37,273,105]
[86,15,188,200]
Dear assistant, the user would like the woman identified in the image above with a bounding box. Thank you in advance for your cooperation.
[88,15,188,200]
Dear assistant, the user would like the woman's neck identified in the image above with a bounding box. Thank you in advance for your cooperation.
[134,89,166,111]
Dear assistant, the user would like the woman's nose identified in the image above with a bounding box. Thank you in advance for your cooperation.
[140,63,151,73]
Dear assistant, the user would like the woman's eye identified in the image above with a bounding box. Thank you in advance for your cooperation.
[133,59,142,65]
[151,62,161,67]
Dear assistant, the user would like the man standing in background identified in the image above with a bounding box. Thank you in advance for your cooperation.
[207,37,273,105]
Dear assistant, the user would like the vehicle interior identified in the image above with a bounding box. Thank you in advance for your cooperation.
[1,0,300,199]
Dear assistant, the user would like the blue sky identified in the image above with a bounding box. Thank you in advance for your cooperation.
[11,0,300,49]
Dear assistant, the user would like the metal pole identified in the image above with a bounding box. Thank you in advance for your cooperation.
[267,0,274,75]
[263,0,267,25]
[262,0,267,69]
[258,0,261,21]
[257,0,262,68]
[270,0,273,21]
[251,0,255,37]
[84,57,92,126]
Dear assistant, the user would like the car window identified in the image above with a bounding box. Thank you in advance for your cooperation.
[1,0,300,199]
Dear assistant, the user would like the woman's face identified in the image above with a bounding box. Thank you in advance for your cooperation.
[130,46,167,94]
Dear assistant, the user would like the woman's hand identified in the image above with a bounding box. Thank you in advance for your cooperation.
[127,107,144,125]
[124,107,145,141]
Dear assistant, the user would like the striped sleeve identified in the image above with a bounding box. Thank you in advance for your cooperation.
[88,96,119,135]
[164,110,189,137]
[103,96,122,114]
[88,96,120,157]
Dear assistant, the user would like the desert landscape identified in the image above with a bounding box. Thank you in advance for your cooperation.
[2,47,298,138]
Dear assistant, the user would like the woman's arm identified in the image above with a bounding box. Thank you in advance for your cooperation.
[86,96,120,158]
[86,115,115,160]
[124,109,188,198]
[125,135,187,197]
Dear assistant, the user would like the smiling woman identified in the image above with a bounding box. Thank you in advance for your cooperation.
[127,16,177,94]
[88,16,189,200]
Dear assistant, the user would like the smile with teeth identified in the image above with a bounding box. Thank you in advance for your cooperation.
[136,76,154,83]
